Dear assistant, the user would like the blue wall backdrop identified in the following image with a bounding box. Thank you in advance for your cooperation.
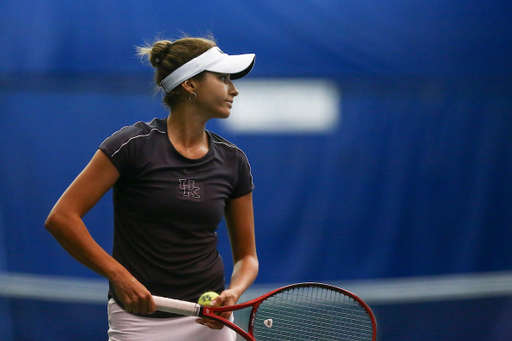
[1,0,511,340]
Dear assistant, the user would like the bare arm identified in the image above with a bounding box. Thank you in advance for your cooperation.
[44,150,155,314]
[224,192,259,299]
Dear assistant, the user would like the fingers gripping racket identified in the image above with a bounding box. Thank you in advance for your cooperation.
[153,282,377,341]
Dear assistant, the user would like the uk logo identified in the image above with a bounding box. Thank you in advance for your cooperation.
[179,179,200,199]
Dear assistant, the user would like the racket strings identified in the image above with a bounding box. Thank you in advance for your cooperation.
[252,285,374,340]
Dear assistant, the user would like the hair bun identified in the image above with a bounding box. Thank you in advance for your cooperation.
[151,41,173,65]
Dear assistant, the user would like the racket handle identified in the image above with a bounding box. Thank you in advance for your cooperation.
[153,296,202,316]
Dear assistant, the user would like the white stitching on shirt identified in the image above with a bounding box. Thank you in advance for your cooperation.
[211,138,253,188]
[110,128,166,157]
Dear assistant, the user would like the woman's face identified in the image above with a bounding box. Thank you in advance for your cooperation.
[194,72,239,119]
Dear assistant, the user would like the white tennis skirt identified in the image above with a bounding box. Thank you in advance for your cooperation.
[107,299,237,341]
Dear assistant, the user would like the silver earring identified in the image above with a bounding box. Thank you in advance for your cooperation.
[188,92,197,102]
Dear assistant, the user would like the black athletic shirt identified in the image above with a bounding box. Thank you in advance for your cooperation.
[99,117,253,316]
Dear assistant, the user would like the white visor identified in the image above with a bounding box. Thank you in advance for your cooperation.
[160,47,256,93]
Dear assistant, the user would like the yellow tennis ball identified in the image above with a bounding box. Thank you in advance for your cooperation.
[198,291,220,306]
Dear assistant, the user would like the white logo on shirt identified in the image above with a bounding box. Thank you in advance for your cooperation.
[179,179,200,199]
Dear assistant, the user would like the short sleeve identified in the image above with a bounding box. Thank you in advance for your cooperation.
[231,149,254,199]
[98,125,141,174]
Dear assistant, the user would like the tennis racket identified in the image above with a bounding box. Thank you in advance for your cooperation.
[153,282,377,341]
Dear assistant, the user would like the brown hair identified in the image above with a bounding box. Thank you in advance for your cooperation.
[137,35,217,109]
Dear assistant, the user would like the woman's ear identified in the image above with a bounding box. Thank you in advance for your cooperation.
[181,79,196,94]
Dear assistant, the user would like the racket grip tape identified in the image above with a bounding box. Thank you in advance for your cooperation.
[153,296,202,316]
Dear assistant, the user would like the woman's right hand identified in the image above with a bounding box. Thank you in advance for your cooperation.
[114,277,156,315]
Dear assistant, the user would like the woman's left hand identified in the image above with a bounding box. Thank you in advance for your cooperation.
[195,288,240,329]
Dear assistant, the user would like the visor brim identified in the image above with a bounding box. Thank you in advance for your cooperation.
[206,53,256,80]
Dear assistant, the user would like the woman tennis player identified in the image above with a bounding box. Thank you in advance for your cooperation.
[45,35,258,341]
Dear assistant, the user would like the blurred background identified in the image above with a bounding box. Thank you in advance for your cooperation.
[1,0,511,340]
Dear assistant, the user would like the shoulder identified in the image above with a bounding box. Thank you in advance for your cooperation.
[209,131,248,157]
[100,118,167,157]
[108,118,166,144]
[209,131,238,149]
[208,131,251,167]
